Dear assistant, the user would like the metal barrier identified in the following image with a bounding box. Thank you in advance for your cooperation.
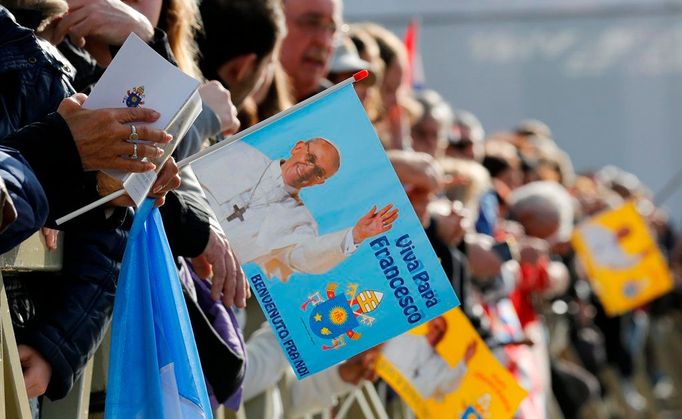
[318,381,389,419]
[1,274,33,419]
[0,231,65,419]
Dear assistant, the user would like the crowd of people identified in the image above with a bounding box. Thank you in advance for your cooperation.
[1,0,681,418]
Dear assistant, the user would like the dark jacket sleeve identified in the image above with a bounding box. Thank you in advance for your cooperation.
[16,226,127,400]
[0,146,48,253]
[159,189,211,258]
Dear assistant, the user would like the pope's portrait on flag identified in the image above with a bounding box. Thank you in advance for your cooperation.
[383,316,477,401]
[193,138,399,281]
[580,223,649,270]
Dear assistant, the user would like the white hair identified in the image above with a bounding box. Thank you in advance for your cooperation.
[509,181,574,240]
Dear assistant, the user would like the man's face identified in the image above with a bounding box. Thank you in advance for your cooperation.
[411,116,444,158]
[231,52,275,108]
[381,60,403,111]
[446,127,485,162]
[281,139,340,189]
[281,0,339,99]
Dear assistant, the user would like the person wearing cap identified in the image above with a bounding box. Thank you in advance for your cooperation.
[446,110,485,162]
[327,34,376,103]
[515,118,553,140]
[411,89,453,158]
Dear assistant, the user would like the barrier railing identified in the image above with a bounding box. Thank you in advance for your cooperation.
[1,273,32,419]
[1,231,63,419]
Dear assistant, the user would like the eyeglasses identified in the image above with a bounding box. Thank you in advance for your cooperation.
[451,139,474,150]
[303,143,327,181]
[292,14,338,37]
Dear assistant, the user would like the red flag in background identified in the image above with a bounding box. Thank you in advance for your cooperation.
[403,19,425,90]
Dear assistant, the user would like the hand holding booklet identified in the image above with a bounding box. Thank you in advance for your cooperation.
[56,33,201,224]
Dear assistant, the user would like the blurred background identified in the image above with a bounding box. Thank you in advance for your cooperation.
[346,0,682,224]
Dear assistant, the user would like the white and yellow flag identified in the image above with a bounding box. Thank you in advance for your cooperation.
[377,308,527,419]
[572,202,673,316]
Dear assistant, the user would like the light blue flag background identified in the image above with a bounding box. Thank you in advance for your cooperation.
[194,84,460,378]
[105,199,212,418]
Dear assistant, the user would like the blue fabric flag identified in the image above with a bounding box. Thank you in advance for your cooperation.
[105,199,212,418]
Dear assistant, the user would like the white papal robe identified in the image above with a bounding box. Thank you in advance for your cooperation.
[581,224,641,270]
[192,141,356,279]
[383,333,467,400]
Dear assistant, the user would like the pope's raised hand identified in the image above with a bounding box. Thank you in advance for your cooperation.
[463,340,477,364]
[352,204,399,244]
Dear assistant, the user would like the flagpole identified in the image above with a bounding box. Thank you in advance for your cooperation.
[56,189,127,225]
[55,70,368,225]
[176,70,369,169]
[654,167,682,206]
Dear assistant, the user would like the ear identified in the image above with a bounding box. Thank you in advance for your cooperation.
[290,140,306,154]
[216,53,258,86]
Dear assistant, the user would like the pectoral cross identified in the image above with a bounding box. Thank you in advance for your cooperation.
[226,204,246,222]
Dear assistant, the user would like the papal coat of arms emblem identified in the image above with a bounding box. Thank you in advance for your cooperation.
[301,282,384,350]
[460,393,492,419]
[123,86,145,107]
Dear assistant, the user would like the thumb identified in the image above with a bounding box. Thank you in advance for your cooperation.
[72,93,88,105]
[57,95,84,115]
[17,345,32,363]
[192,256,213,278]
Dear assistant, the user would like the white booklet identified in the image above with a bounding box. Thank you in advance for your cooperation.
[82,33,201,206]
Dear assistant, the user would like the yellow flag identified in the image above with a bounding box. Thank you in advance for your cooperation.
[572,201,673,316]
[377,308,527,419]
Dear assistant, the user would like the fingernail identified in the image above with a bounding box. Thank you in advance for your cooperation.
[151,111,160,118]
[155,147,164,157]
[165,134,173,142]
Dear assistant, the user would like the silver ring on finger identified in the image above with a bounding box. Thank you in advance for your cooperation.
[130,142,139,160]
[129,124,139,142]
